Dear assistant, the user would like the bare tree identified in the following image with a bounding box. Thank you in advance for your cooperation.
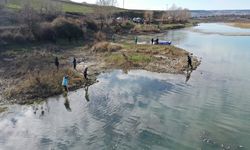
[19,0,40,33]
[96,0,117,6]
[162,4,191,23]
[95,0,118,30]
[144,11,154,24]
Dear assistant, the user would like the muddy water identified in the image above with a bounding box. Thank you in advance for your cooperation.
[1,23,250,150]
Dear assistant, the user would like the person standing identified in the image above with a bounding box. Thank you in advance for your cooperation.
[135,36,138,44]
[151,38,154,45]
[62,75,69,92]
[73,57,77,70]
[83,66,88,80]
[187,54,193,70]
[155,38,159,45]
[55,57,59,70]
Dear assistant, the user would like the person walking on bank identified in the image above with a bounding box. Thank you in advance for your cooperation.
[73,57,77,70]
[62,75,69,92]
[83,66,88,80]
[187,54,193,70]
[55,57,59,70]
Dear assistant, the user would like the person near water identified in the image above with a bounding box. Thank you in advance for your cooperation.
[135,36,138,44]
[64,96,71,111]
[151,38,154,45]
[55,57,59,70]
[155,38,159,45]
[85,85,90,102]
[62,75,69,92]
[73,57,77,70]
[112,34,115,42]
[187,54,193,70]
[83,66,88,80]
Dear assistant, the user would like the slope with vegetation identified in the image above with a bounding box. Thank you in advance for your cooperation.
[0,0,200,104]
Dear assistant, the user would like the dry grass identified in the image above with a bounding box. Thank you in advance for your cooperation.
[91,42,122,53]
[0,107,8,113]
[230,22,250,29]
[4,68,83,102]
[103,42,196,73]
[132,24,161,33]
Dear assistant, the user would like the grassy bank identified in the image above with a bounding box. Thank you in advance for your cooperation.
[229,22,250,29]
[0,41,200,104]
[131,23,194,33]
[95,42,201,73]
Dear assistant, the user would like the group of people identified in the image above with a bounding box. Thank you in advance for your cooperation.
[151,38,159,45]
[55,57,89,93]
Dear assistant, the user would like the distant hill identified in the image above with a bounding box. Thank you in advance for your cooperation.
[3,0,123,14]
[191,10,250,17]
[3,0,250,18]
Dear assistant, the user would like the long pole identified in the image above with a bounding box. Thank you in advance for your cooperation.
[123,0,124,9]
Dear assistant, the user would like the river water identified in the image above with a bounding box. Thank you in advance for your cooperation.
[1,23,250,150]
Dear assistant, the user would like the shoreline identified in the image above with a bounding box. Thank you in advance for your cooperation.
[0,41,201,105]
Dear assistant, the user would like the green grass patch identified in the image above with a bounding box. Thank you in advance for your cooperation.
[6,3,21,10]
[128,54,153,63]
[105,53,126,65]
[61,3,94,13]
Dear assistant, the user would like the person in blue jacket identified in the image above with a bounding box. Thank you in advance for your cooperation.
[62,75,69,92]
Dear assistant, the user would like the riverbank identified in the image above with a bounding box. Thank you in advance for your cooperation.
[228,22,250,29]
[131,22,196,34]
[0,41,200,105]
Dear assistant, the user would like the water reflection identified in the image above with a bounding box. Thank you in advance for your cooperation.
[64,95,71,112]
[1,23,250,150]
[84,86,90,102]
[185,70,192,83]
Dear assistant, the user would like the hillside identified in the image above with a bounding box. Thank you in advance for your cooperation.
[3,0,123,14]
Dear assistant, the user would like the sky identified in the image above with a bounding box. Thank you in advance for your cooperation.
[71,0,250,10]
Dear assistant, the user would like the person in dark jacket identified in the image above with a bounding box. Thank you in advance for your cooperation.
[83,66,88,80]
[55,57,59,70]
[155,38,159,45]
[73,57,77,70]
[151,38,154,45]
[187,54,193,70]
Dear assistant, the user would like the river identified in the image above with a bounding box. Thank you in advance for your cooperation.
[0,23,250,150]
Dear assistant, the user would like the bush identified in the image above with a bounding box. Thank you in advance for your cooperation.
[0,31,13,42]
[34,22,56,42]
[86,20,98,31]
[52,17,83,42]
[0,30,28,44]
[121,21,135,30]
[94,31,106,42]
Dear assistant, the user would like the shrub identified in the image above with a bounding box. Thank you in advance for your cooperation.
[52,17,83,42]
[94,31,106,42]
[121,21,135,30]
[34,22,56,42]
[86,20,98,31]
[0,31,13,42]
[0,30,28,44]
